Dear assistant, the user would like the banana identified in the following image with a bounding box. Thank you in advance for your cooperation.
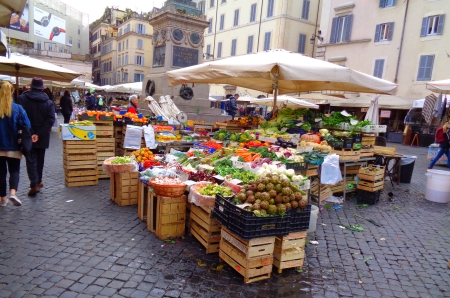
[68,125,96,140]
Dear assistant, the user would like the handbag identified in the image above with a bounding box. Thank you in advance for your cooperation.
[16,109,32,153]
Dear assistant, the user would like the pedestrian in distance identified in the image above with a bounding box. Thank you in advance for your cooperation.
[0,81,32,207]
[229,94,239,120]
[428,121,450,169]
[59,90,73,124]
[85,92,97,111]
[97,95,104,111]
[16,77,55,196]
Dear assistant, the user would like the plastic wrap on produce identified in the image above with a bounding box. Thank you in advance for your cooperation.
[139,168,179,184]
[188,182,215,207]
[320,154,343,185]
[102,157,139,173]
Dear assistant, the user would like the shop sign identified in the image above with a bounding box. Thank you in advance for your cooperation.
[380,110,391,118]
[361,108,369,112]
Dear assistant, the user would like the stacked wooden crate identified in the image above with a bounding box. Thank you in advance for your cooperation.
[63,140,98,187]
[147,194,186,240]
[110,172,139,206]
[137,181,151,221]
[335,148,361,161]
[93,121,115,178]
[361,134,376,157]
[190,204,221,254]
[219,227,275,283]
[357,165,385,192]
[311,180,332,201]
[114,125,124,156]
[273,231,307,273]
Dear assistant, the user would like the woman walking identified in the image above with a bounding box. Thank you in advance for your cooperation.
[59,90,73,124]
[0,81,31,207]
[429,122,450,169]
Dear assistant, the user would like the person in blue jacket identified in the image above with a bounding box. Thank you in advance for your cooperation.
[0,81,31,207]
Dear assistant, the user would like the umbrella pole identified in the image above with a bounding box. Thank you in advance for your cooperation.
[15,64,20,98]
[272,87,278,120]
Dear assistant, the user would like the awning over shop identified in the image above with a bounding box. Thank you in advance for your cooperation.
[330,95,417,110]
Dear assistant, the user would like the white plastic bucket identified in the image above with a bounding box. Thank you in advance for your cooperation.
[425,169,450,203]
[307,205,319,233]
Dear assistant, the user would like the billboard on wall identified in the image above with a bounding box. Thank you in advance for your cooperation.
[34,6,66,45]
[9,0,29,33]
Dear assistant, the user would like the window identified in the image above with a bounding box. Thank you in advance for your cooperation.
[135,55,145,66]
[68,36,72,45]
[250,4,257,22]
[217,42,222,58]
[118,57,121,67]
[375,23,394,42]
[220,14,225,31]
[231,39,237,56]
[264,32,271,51]
[48,44,53,51]
[37,40,41,50]
[125,54,128,65]
[234,9,239,27]
[210,0,214,8]
[78,26,81,34]
[122,56,124,66]
[136,23,146,34]
[221,0,226,3]
[421,15,446,36]
[247,35,254,54]
[118,43,121,52]
[59,46,63,52]
[134,73,145,82]
[126,39,128,49]
[417,55,435,81]
[373,59,385,78]
[301,0,310,20]
[123,72,128,82]
[137,39,143,49]
[206,44,211,59]
[119,28,122,36]
[298,34,306,54]
[78,40,81,48]
[267,0,274,18]
[330,15,353,44]
[379,0,395,8]
[208,18,213,33]
[117,74,121,83]
[68,48,72,54]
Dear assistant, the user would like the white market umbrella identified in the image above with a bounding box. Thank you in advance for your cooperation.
[0,0,27,27]
[250,95,319,109]
[106,82,142,93]
[364,95,379,125]
[331,94,416,110]
[426,79,450,94]
[0,53,80,96]
[167,49,398,111]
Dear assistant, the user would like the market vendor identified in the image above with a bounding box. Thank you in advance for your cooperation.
[127,95,139,114]
[251,107,261,118]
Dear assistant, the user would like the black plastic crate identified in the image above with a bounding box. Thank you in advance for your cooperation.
[342,138,354,149]
[353,134,362,143]
[287,127,306,134]
[213,194,291,240]
[285,161,308,171]
[289,205,312,232]
[356,189,381,205]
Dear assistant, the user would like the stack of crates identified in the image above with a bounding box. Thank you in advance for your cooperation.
[93,121,114,178]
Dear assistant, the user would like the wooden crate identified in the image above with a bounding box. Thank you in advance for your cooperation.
[358,165,385,181]
[374,145,396,155]
[273,231,307,273]
[64,169,98,187]
[357,179,384,192]
[362,135,376,146]
[299,164,319,177]
[138,181,151,221]
[63,140,98,186]
[360,148,374,157]
[312,186,332,201]
[190,205,221,254]
[92,120,114,138]
[335,149,361,161]
[219,227,274,283]
[147,195,186,240]
[341,165,361,175]
[110,172,139,206]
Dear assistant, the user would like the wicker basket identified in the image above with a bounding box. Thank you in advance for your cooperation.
[149,177,186,198]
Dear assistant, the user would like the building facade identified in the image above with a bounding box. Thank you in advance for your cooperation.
[5,0,91,81]
[200,0,322,96]
[318,0,450,100]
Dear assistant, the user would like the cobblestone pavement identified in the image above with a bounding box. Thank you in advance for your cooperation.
[0,127,449,298]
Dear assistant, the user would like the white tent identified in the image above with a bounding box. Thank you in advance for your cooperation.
[250,95,319,109]
[105,82,142,93]
[426,79,450,94]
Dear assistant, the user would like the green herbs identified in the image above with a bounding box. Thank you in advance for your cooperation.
[110,156,132,164]
[321,112,356,127]
[214,158,257,183]
[299,150,329,165]
[355,120,372,128]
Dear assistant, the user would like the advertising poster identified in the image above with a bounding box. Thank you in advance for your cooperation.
[9,0,29,33]
[34,7,66,45]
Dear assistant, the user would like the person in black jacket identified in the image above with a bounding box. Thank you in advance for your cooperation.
[59,90,73,124]
[86,92,97,111]
[16,78,55,196]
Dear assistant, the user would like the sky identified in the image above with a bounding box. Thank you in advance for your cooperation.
[61,0,167,23]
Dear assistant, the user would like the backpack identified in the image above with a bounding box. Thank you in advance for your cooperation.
[225,101,231,113]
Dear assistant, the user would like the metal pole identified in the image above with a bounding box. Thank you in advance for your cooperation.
[256,0,264,52]
[394,0,409,83]
[311,0,321,58]
[212,0,219,60]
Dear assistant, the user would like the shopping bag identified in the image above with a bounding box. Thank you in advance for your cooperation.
[123,125,143,149]
[320,154,342,185]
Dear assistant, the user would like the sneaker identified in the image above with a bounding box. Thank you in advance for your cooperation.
[28,186,40,196]
[39,181,44,188]
[0,199,8,207]
[9,195,21,207]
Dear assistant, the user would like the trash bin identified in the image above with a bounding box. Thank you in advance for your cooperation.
[400,155,417,183]
[425,169,450,203]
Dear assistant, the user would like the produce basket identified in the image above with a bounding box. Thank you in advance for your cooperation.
[149,177,186,198]
[289,204,311,232]
[189,182,234,207]
[102,157,138,173]
[213,194,290,240]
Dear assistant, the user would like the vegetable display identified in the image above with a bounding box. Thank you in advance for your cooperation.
[214,158,257,183]
[198,184,232,197]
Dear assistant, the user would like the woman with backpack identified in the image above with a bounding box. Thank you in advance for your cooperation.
[429,121,450,169]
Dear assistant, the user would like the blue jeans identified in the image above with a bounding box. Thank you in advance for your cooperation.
[429,147,450,168]
[0,157,21,197]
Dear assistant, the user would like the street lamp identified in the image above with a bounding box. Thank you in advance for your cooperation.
[310,31,324,44]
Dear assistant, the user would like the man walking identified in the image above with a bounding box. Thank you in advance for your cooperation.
[229,94,239,120]
[16,78,55,196]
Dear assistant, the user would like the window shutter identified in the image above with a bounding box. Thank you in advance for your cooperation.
[267,0,274,18]
[251,4,256,22]
[305,0,310,20]
[264,32,271,50]
[417,56,427,80]
[330,17,339,44]
[420,17,428,37]
[344,14,353,42]
[392,0,396,5]
[425,55,435,80]
[301,0,307,19]
[379,0,386,8]
[248,35,253,53]
[374,24,381,42]
[142,57,145,66]
[143,25,146,35]
[298,34,306,54]
[437,14,446,35]
[388,22,394,40]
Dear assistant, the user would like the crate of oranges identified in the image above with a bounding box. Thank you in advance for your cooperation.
[130,148,154,163]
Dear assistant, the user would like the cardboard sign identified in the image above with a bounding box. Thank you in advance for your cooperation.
[380,110,391,118]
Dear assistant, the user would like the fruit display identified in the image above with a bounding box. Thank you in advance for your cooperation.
[232,172,308,217]
[130,148,154,163]
[188,170,216,182]
[69,120,94,126]
[198,184,232,197]
[255,163,308,183]
[103,156,137,173]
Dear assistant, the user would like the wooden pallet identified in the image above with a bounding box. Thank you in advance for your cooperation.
[190,205,221,254]
[110,172,139,206]
[146,194,186,240]
[358,165,385,181]
[219,228,274,283]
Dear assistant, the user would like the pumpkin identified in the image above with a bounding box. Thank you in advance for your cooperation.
[300,133,320,144]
